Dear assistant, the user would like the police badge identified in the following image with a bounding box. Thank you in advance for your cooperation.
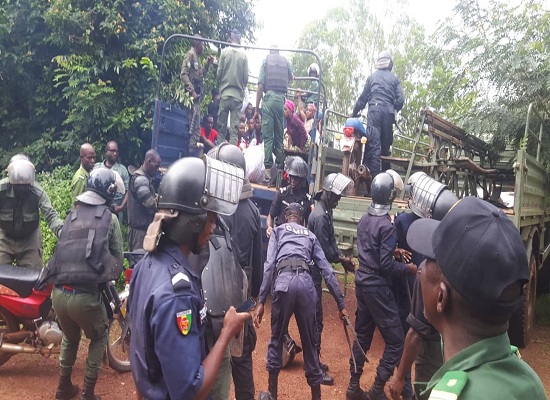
[176,310,192,335]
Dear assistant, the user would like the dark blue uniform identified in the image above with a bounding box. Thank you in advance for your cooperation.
[307,199,340,354]
[351,212,409,385]
[222,198,263,400]
[269,186,312,226]
[258,222,345,387]
[352,69,404,174]
[129,239,208,400]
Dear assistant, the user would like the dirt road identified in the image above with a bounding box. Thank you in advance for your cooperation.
[1,287,549,399]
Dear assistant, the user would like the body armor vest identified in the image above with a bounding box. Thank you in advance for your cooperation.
[0,182,40,238]
[49,204,121,284]
[265,53,289,94]
[128,169,155,229]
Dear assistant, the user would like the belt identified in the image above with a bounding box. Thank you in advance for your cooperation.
[358,265,379,275]
[276,259,310,274]
[57,285,87,295]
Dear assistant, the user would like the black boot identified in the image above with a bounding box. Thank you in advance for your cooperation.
[321,371,334,386]
[55,374,79,400]
[80,377,101,400]
[367,377,388,400]
[311,384,321,400]
[319,361,329,372]
[346,374,367,400]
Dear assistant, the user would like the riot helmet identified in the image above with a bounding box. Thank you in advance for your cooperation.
[386,169,404,196]
[78,168,117,205]
[7,158,35,185]
[284,156,308,178]
[407,172,458,220]
[207,143,251,199]
[308,63,319,77]
[374,50,393,70]
[9,154,30,164]
[368,171,399,216]
[314,173,353,201]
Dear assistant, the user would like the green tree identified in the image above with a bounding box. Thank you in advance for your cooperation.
[0,0,257,170]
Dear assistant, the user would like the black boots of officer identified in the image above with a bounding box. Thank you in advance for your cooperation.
[311,384,322,400]
[259,371,279,400]
[367,376,389,400]
[346,374,368,400]
[80,377,101,400]
[55,374,79,400]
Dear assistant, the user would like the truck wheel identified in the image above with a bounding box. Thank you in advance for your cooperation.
[0,306,18,366]
[508,253,537,348]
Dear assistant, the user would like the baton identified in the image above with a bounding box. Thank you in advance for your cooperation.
[343,315,368,370]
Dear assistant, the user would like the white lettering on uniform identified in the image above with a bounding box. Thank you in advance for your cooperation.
[285,225,309,235]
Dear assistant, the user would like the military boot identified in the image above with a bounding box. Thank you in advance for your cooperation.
[366,377,388,400]
[55,374,79,400]
[311,384,322,400]
[80,377,101,400]
[262,169,272,186]
[346,374,368,400]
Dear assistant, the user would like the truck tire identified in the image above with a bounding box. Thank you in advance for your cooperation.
[508,253,537,348]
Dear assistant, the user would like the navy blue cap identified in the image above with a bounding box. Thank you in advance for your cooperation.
[285,202,304,218]
[407,196,529,313]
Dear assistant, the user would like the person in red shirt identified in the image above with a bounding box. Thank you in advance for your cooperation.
[200,114,219,151]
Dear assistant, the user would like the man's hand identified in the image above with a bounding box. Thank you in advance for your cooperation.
[222,306,251,338]
[394,248,412,263]
[407,263,418,275]
[340,256,355,273]
[191,90,200,99]
[389,375,405,400]
[266,226,273,238]
[253,303,265,328]
[113,204,124,214]
[207,55,215,65]
[253,111,259,121]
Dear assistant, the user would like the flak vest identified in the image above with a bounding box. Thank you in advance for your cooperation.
[0,182,40,238]
[265,53,288,94]
[49,204,121,284]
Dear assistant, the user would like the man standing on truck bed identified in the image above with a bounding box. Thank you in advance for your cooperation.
[217,29,249,146]
[181,34,214,154]
[127,149,161,251]
[254,46,293,186]
[351,50,404,175]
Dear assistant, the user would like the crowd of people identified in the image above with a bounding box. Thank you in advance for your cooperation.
[0,29,546,400]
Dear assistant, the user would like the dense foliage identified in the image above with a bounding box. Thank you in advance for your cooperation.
[0,0,257,170]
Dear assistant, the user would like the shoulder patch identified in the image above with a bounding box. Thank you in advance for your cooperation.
[176,310,192,335]
[172,271,191,291]
[429,371,468,400]
[279,187,286,194]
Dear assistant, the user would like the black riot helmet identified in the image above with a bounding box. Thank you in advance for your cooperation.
[207,143,246,173]
[407,172,458,221]
[368,170,403,216]
[284,156,308,178]
[78,168,117,205]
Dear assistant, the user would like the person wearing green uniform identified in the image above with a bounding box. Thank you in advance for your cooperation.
[254,47,293,186]
[48,168,123,400]
[71,143,96,202]
[407,196,546,400]
[217,29,249,145]
[0,155,63,268]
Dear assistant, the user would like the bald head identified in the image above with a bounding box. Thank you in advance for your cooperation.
[143,149,161,177]
[79,143,96,172]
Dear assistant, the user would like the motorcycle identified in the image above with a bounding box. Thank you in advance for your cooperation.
[0,264,130,373]
[334,125,371,195]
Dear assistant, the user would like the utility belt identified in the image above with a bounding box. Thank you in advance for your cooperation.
[276,258,310,275]
[265,90,286,97]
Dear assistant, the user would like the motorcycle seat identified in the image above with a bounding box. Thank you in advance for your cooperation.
[0,264,41,298]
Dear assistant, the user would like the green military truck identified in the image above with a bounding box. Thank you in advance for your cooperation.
[312,104,550,348]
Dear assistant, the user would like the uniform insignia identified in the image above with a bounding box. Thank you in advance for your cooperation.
[176,310,192,335]
[172,272,191,290]
[186,61,191,68]
[428,371,468,400]
[194,61,199,70]
[200,304,207,323]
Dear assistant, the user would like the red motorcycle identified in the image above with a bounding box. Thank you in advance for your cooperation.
[0,264,130,372]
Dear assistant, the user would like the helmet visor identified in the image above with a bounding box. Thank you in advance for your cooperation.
[329,173,354,196]
[202,157,244,216]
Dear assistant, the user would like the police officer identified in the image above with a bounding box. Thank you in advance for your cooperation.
[389,172,459,400]
[127,149,161,251]
[253,47,293,185]
[351,51,404,174]
[308,173,355,384]
[346,170,417,400]
[266,156,312,238]
[181,34,214,153]
[407,196,546,399]
[129,156,250,400]
[48,168,124,400]
[304,62,320,106]
[210,144,263,400]
[0,155,63,268]
[256,203,348,400]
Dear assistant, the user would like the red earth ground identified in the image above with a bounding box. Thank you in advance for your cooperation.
[1,286,549,399]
